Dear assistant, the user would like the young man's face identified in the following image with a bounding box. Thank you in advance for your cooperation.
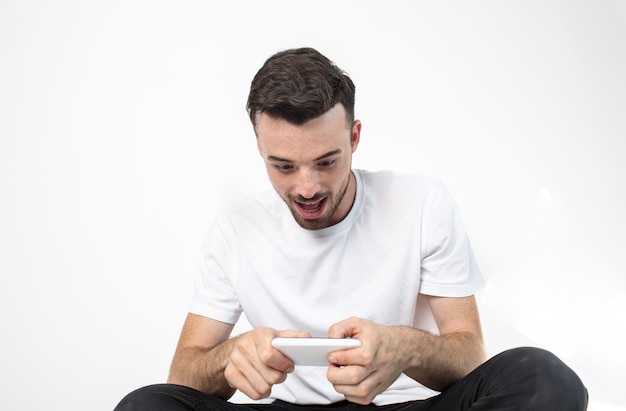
[256,104,361,230]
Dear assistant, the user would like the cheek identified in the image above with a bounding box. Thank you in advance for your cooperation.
[329,163,351,187]
[266,169,291,194]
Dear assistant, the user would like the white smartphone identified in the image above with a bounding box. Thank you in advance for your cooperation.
[271,337,361,366]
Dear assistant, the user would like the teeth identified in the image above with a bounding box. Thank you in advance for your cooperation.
[299,200,322,211]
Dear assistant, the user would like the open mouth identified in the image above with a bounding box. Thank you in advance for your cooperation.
[295,198,327,219]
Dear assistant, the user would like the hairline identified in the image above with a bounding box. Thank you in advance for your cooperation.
[252,104,354,138]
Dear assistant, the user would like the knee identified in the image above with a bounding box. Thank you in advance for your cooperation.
[114,384,174,411]
[502,346,576,380]
[499,347,588,409]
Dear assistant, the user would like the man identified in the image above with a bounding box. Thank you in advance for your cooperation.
[115,47,587,410]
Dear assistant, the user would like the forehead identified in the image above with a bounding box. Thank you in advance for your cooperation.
[256,104,350,160]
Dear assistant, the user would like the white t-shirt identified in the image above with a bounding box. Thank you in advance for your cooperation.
[190,169,484,405]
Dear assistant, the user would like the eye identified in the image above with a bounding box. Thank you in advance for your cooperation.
[274,164,294,173]
[318,159,335,168]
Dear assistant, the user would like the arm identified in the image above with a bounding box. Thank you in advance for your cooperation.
[168,313,309,400]
[326,294,486,404]
[167,313,237,399]
[402,294,486,389]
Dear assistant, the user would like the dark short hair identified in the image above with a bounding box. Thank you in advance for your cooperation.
[247,47,355,129]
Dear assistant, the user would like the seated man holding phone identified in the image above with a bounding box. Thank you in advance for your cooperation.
[115,47,588,410]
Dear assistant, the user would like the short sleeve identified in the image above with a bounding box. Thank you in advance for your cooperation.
[419,182,484,297]
[188,214,243,324]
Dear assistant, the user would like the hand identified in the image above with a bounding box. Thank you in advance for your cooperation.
[326,317,409,405]
[224,328,310,400]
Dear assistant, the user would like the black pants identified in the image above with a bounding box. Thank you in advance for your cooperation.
[115,347,588,411]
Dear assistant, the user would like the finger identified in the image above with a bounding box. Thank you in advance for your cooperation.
[330,369,385,405]
[328,344,367,367]
[226,330,292,398]
[271,329,312,367]
[225,357,273,400]
[327,363,368,386]
[259,344,295,376]
[245,352,290,397]
[277,329,312,338]
[328,317,363,339]
[249,328,296,374]
[265,329,310,371]
[342,382,383,406]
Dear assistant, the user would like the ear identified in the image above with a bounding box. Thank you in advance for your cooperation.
[350,120,362,153]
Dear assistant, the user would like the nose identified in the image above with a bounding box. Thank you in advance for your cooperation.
[295,168,321,199]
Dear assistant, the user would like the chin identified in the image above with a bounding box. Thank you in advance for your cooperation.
[291,210,334,230]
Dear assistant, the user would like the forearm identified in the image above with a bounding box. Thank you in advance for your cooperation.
[397,326,486,391]
[167,338,237,399]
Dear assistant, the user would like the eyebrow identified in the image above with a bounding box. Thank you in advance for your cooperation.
[267,149,342,163]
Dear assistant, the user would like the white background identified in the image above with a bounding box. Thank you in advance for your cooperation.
[1,1,624,410]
